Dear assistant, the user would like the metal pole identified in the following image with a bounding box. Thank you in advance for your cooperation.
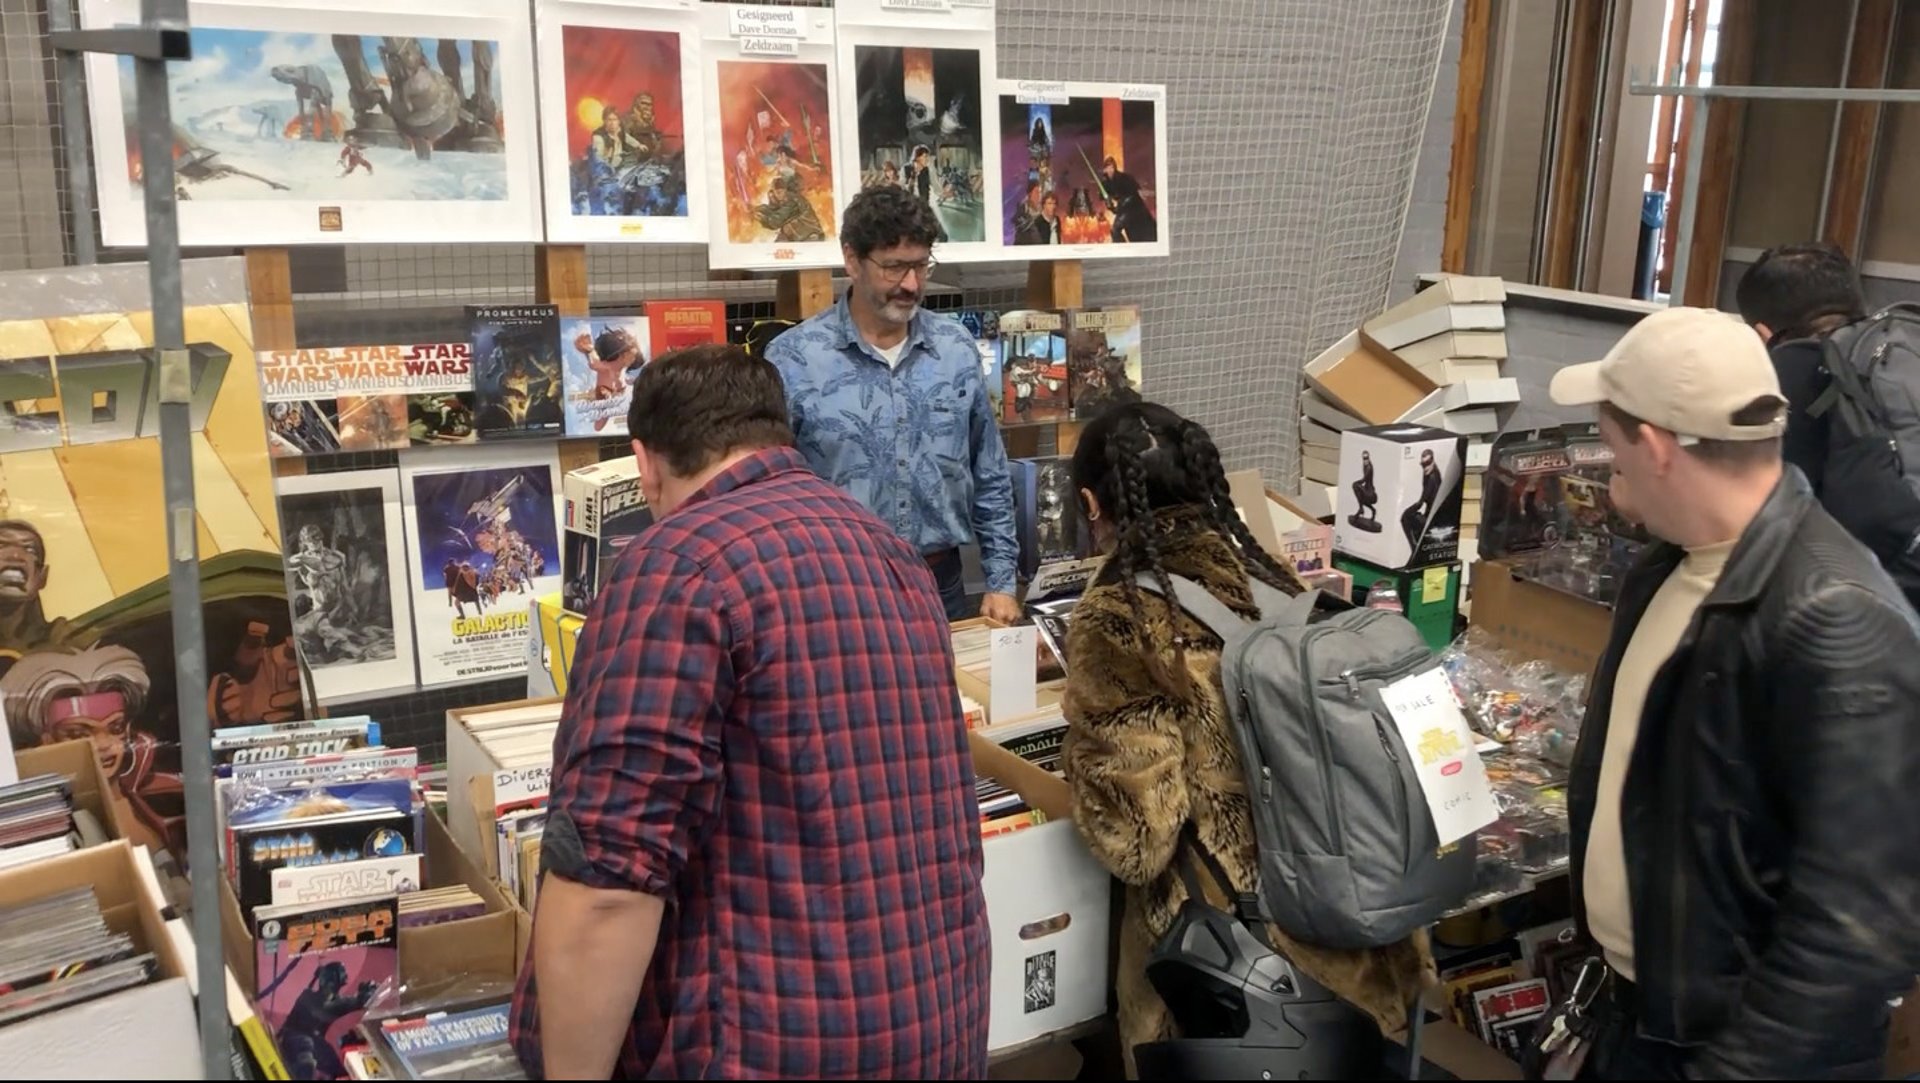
[46,0,98,265]
[1628,81,1920,101]
[1816,0,1864,240]
[134,0,229,1077]
[1668,95,1708,307]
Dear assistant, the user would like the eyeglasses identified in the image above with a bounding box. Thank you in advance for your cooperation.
[865,256,937,283]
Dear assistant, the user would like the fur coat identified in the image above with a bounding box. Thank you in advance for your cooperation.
[1060,509,1435,1075]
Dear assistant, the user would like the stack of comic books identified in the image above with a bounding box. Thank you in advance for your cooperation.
[971,708,1067,839]
[220,736,423,919]
[0,886,158,1028]
[0,774,85,871]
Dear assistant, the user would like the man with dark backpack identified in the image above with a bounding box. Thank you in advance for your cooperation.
[1736,244,1920,610]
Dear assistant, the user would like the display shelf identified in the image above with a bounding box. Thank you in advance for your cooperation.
[1443,861,1571,919]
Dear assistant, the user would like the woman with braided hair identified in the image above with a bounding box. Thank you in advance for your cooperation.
[1060,401,1435,1077]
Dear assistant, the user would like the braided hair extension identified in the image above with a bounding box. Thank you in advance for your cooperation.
[1175,420,1309,596]
[1103,411,1195,696]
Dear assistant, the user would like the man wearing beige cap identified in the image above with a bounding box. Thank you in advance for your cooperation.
[1545,307,1920,1080]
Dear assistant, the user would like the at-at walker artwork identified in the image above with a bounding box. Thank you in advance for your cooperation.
[122,27,511,202]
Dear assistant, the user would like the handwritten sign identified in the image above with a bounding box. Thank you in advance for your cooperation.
[493,765,552,809]
[988,625,1039,723]
[1380,668,1496,845]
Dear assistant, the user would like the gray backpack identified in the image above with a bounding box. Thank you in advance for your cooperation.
[1137,573,1475,950]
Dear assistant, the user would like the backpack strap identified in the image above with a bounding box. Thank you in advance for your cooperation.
[1134,572,1320,639]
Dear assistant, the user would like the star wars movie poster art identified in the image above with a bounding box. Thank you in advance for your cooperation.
[997,80,1169,260]
[398,447,562,687]
[833,1,1000,261]
[274,469,416,703]
[536,0,707,243]
[561,316,649,437]
[258,343,477,456]
[78,0,541,246]
[469,306,564,439]
[701,3,841,270]
[0,258,298,869]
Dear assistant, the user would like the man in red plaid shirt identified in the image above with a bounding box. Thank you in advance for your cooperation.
[512,343,990,1079]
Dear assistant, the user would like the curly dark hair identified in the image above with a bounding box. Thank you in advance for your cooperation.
[841,184,940,259]
[1070,400,1305,692]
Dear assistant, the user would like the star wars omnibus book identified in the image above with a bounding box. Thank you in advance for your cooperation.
[1065,305,1142,420]
[254,894,399,1082]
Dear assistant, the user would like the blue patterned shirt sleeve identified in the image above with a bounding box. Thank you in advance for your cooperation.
[768,298,1020,597]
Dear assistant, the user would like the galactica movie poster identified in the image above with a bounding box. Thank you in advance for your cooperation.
[397,446,562,687]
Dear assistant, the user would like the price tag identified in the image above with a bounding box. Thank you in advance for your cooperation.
[1379,668,1497,845]
[1013,80,1070,106]
[988,625,1039,723]
[1422,565,1449,605]
[729,4,808,39]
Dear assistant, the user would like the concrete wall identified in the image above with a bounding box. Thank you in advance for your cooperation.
[1499,291,1652,431]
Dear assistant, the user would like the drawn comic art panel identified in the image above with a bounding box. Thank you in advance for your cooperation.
[560,315,648,437]
[397,447,562,687]
[79,0,541,246]
[0,257,295,872]
[836,18,1002,262]
[996,80,1168,260]
[701,4,842,270]
[274,469,416,703]
[997,309,1069,424]
[537,0,707,243]
[1066,306,1142,420]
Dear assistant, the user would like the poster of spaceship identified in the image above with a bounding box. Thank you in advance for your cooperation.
[79,0,542,247]
[397,446,562,687]
[834,2,1001,262]
[996,80,1169,260]
[700,3,842,270]
[536,0,707,244]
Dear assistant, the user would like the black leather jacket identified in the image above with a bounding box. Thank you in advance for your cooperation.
[1568,468,1920,1079]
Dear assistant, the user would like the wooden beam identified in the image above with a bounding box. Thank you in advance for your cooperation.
[1443,0,1493,274]
[1025,261,1083,310]
[1647,0,1692,192]
[534,244,590,317]
[1681,0,1757,306]
[245,248,309,479]
[1821,0,1900,258]
[1659,0,1713,293]
[1542,0,1608,288]
[776,268,835,320]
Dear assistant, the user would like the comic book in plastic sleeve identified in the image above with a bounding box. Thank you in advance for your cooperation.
[376,1001,526,1080]
[253,894,398,1081]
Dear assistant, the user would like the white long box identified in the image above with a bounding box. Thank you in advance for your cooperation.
[970,731,1112,1052]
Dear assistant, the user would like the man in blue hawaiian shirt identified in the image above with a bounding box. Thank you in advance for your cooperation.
[766,186,1020,623]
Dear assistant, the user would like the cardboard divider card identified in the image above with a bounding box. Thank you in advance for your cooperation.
[989,626,1039,723]
[1380,668,1497,845]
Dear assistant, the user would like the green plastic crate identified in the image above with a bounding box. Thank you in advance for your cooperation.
[1333,553,1462,651]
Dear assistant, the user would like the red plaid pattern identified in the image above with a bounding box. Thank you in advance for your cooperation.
[511,447,990,1079]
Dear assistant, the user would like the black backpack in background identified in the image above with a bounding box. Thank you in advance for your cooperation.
[1809,303,1920,605]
